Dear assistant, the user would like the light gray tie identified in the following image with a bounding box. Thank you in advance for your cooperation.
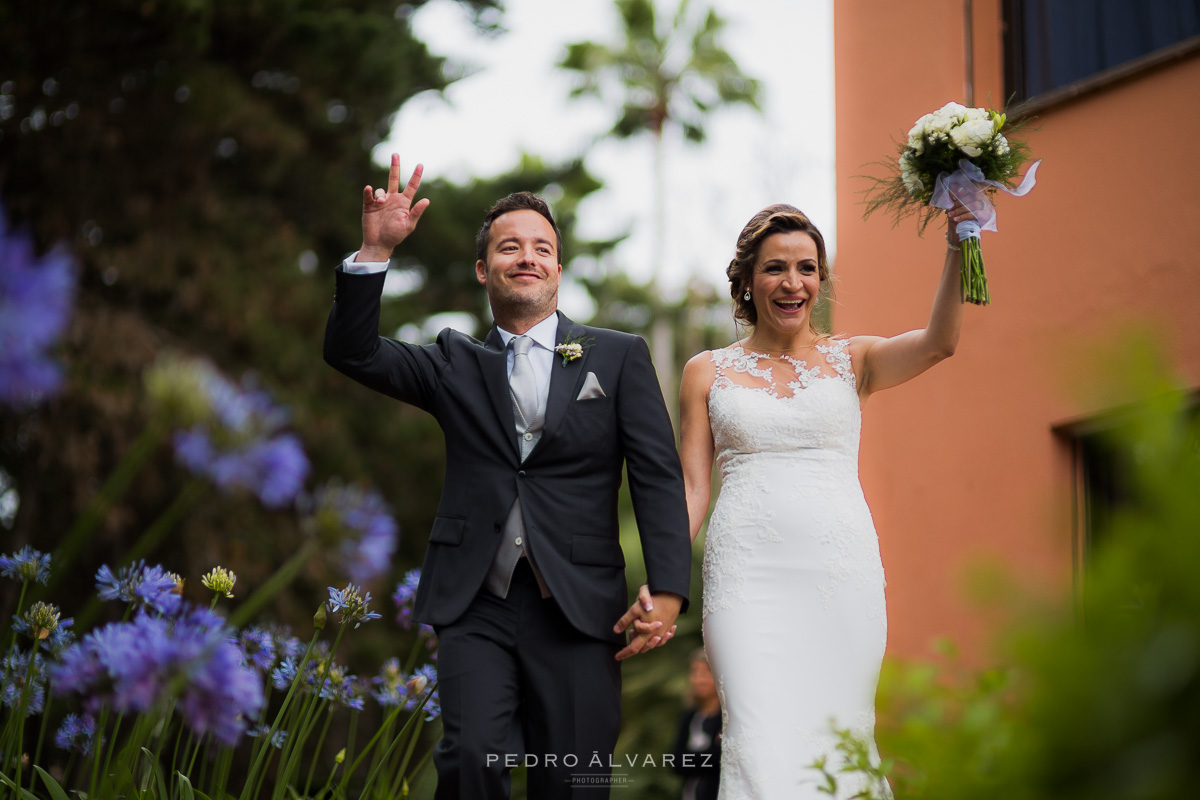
[509,335,540,459]
[483,334,550,599]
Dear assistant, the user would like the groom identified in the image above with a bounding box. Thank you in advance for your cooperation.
[323,155,691,799]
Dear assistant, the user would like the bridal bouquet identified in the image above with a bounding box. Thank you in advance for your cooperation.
[863,101,1040,305]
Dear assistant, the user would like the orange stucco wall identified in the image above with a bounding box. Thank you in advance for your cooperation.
[833,0,1200,661]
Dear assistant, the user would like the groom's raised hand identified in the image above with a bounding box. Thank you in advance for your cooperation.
[613,585,681,661]
[357,153,430,262]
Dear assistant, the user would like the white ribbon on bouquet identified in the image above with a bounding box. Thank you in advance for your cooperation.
[931,158,1041,241]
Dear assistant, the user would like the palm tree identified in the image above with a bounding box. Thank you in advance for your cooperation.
[559,0,760,413]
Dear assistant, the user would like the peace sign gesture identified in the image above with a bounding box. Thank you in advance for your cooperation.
[357,153,431,262]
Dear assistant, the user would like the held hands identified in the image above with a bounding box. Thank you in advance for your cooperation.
[357,153,430,262]
[613,584,681,661]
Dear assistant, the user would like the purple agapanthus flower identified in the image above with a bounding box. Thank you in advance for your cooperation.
[311,482,398,584]
[247,724,288,749]
[0,545,52,585]
[1,647,46,717]
[172,369,309,508]
[95,561,181,614]
[55,713,99,756]
[0,207,76,410]
[271,657,300,691]
[50,604,263,746]
[392,568,421,630]
[406,663,440,721]
[239,627,276,672]
[370,657,406,707]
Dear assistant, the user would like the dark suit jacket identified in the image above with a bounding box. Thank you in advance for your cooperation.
[323,268,691,643]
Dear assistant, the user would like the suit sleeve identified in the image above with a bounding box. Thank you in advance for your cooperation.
[616,335,692,611]
[323,267,446,412]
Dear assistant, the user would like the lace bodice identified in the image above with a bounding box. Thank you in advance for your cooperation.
[708,339,861,471]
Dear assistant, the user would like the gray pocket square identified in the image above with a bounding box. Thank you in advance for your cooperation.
[576,372,606,401]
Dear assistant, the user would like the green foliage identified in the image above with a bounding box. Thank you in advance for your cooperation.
[559,0,760,141]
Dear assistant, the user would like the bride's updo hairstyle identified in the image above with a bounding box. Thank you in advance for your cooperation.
[727,204,830,329]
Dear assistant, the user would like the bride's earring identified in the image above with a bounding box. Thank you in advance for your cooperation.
[743,289,751,302]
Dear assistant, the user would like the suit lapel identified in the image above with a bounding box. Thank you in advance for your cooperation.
[476,326,520,459]
[531,312,589,458]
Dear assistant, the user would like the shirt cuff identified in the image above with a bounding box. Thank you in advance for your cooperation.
[341,252,389,274]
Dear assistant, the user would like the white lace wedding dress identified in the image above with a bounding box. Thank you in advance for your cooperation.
[702,340,888,799]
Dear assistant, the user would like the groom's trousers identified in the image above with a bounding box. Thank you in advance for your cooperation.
[433,558,622,799]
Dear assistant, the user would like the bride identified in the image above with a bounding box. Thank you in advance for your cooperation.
[679,203,973,798]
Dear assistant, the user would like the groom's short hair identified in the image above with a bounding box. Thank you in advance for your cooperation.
[475,192,563,264]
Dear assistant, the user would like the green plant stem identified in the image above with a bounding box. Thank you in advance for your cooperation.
[5,641,41,797]
[275,626,347,799]
[45,417,169,594]
[240,626,323,800]
[336,704,407,797]
[229,539,321,629]
[386,715,425,800]
[303,707,335,798]
[30,692,52,796]
[356,686,435,800]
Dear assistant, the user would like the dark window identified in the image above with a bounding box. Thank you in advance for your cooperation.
[1057,394,1199,565]
[1005,0,1200,104]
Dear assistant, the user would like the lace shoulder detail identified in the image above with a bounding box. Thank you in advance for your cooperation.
[816,338,856,388]
[710,347,778,397]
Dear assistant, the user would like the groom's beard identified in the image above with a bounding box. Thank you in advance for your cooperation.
[487,282,558,323]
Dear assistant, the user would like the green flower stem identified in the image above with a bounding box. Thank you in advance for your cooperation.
[211,745,234,800]
[30,692,52,796]
[45,416,169,594]
[274,625,347,799]
[3,640,41,795]
[960,238,990,305]
[345,707,360,778]
[302,705,335,797]
[336,703,408,797]
[0,581,30,726]
[405,745,437,797]
[365,710,395,783]
[229,539,320,629]
[92,711,124,799]
[387,714,426,799]
[240,626,322,800]
[317,756,343,800]
[357,686,436,800]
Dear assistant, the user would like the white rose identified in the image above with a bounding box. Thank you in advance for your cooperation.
[964,106,989,122]
[937,101,968,118]
[907,133,925,155]
[949,118,994,158]
[928,112,955,134]
[909,113,934,136]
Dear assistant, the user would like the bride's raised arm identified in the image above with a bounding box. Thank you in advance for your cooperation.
[679,353,718,543]
[851,205,974,398]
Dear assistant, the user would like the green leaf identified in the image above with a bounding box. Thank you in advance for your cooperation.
[176,771,197,800]
[142,748,169,799]
[33,767,71,800]
[0,769,42,799]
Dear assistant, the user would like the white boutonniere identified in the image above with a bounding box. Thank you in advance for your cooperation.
[553,334,593,366]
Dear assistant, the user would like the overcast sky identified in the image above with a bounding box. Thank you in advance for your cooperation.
[380,0,835,321]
